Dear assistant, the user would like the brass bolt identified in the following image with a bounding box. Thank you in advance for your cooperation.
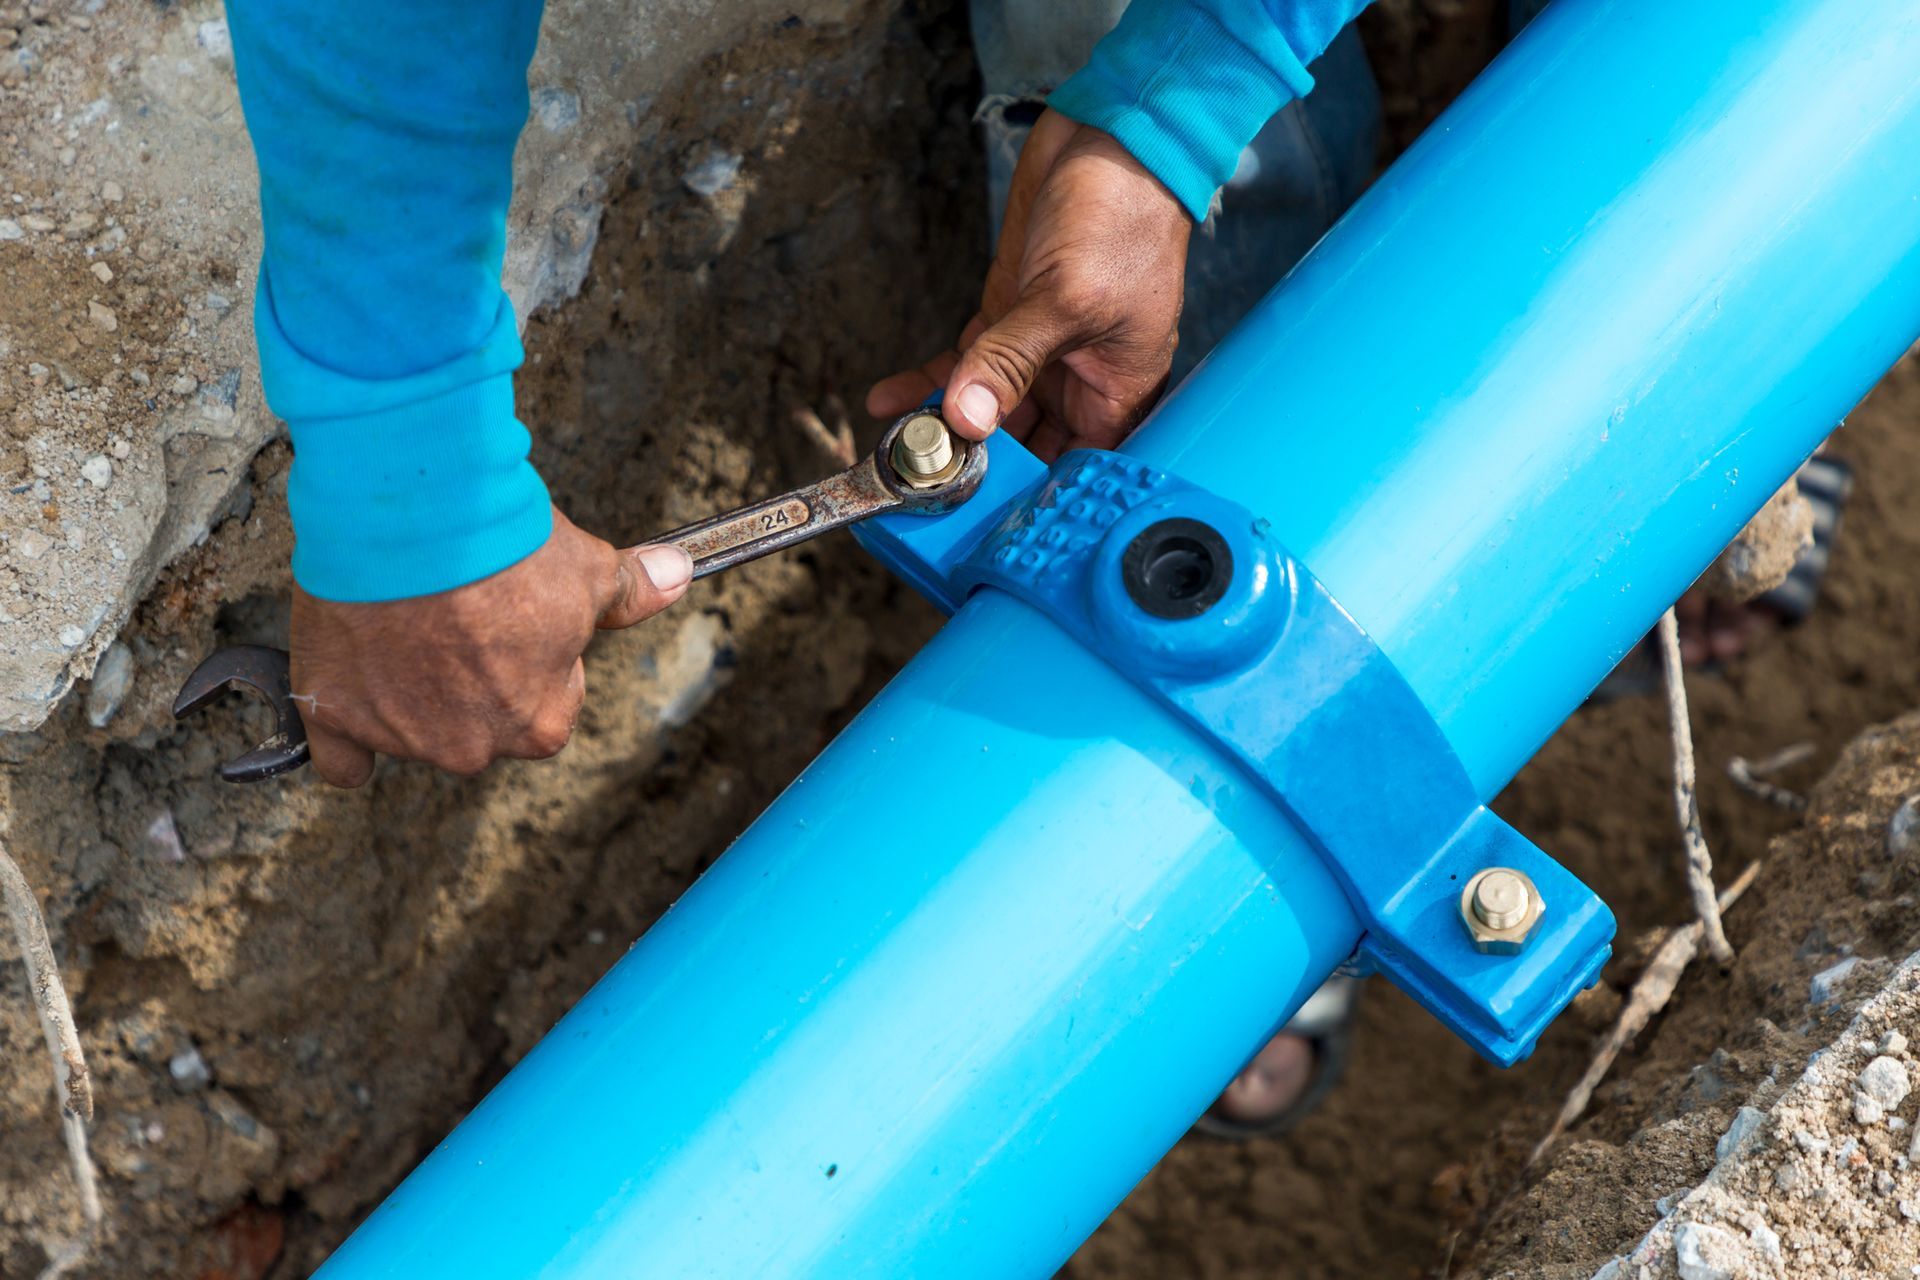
[1460,867,1545,955]
[892,412,957,485]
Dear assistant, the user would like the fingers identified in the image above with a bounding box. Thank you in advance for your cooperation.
[307,721,376,789]
[503,658,586,760]
[598,543,693,630]
[866,350,960,421]
[942,294,1081,440]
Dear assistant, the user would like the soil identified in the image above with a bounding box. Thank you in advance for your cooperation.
[2,0,1919,1277]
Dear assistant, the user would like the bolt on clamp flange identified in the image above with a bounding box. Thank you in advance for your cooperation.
[1461,867,1546,954]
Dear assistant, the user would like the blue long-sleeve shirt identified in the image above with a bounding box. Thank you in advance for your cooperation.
[228,0,1366,601]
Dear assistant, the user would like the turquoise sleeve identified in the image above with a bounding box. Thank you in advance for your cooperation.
[227,0,555,602]
[1049,0,1373,221]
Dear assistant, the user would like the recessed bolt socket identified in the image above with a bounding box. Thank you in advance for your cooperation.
[1122,518,1232,619]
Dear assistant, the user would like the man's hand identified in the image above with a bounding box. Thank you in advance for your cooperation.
[290,507,692,787]
[868,109,1191,460]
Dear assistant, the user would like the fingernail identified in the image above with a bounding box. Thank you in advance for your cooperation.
[952,383,1000,434]
[635,544,693,591]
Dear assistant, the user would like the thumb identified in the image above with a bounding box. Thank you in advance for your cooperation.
[943,294,1079,440]
[598,543,694,630]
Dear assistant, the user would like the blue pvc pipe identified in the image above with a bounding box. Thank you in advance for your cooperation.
[1131,0,1920,792]
[319,0,1920,1275]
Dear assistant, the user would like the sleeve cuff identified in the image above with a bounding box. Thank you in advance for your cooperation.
[255,270,554,602]
[1048,1,1316,221]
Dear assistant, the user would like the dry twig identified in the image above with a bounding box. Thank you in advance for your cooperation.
[1528,860,1761,1167]
[0,841,102,1275]
[1726,741,1816,812]
[1656,607,1734,963]
[792,397,857,469]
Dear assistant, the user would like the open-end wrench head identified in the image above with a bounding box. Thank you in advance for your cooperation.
[876,411,988,513]
[171,645,310,783]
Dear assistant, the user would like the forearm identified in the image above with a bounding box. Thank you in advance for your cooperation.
[229,0,553,601]
[1048,0,1372,220]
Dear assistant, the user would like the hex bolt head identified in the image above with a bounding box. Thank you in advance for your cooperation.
[1460,867,1545,955]
[894,412,955,479]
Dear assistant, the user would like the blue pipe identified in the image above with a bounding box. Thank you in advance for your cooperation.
[319,0,1920,1275]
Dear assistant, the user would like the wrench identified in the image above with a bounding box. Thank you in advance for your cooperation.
[173,410,984,782]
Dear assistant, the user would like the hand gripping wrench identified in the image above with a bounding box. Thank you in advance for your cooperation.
[172,410,984,782]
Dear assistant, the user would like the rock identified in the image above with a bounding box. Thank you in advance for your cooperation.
[684,149,743,197]
[80,454,111,487]
[19,213,54,232]
[532,86,581,132]
[1889,796,1920,859]
[169,373,199,396]
[1742,1216,1781,1261]
[90,261,112,283]
[146,808,185,863]
[1673,1221,1745,1280]
[1716,1106,1768,1161]
[196,18,230,57]
[1812,956,1859,1004]
[56,624,86,648]
[100,179,122,203]
[168,1045,211,1090]
[87,300,117,331]
[0,218,20,240]
[1858,1055,1911,1109]
[85,640,132,727]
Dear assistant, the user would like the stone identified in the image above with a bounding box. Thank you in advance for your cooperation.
[84,639,131,727]
[79,454,111,487]
[99,179,122,203]
[56,624,86,648]
[168,1045,211,1090]
[168,373,199,396]
[1674,1222,1744,1280]
[90,261,111,283]
[0,218,20,240]
[1717,1106,1768,1161]
[1859,1055,1912,1110]
[532,86,581,132]
[146,809,185,863]
[1883,1029,1910,1056]
[86,300,116,331]
[18,213,54,232]
[684,149,743,197]
[196,18,230,57]
[1812,956,1860,1004]
[1891,796,1920,860]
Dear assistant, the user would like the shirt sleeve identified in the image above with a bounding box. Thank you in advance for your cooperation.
[227,0,555,602]
[1048,0,1373,221]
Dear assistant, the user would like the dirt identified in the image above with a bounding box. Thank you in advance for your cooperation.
[3,1,1920,1277]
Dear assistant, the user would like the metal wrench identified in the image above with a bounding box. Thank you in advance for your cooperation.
[172,409,984,782]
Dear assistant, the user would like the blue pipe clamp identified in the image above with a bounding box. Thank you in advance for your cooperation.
[861,443,1611,1064]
